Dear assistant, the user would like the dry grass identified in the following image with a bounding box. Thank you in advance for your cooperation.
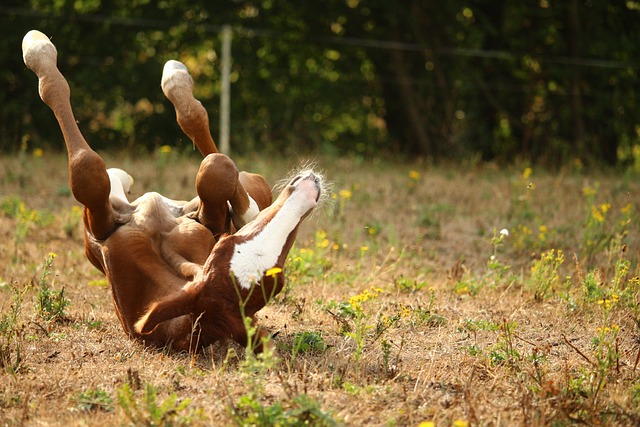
[1,151,639,426]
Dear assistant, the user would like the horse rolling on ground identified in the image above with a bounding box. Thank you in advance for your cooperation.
[22,30,324,353]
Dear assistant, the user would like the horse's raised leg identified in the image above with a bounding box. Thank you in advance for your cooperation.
[22,30,116,240]
[161,60,270,230]
[161,60,218,156]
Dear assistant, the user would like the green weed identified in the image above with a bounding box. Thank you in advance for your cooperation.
[232,393,338,427]
[508,167,536,221]
[393,275,429,293]
[34,253,70,323]
[1,196,52,263]
[336,286,383,378]
[0,282,29,374]
[527,249,565,301]
[228,273,339,427]
[327,286,412,380]
[117,382,199,426]
[488,320,520,367]
[74,388,114,413]
[580,184,633,264]
[487,228,514,286]
[416,202,453,240]
[62,205,84,238]
[290,331,328,356]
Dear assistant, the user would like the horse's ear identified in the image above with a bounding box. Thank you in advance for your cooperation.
[134,283,204,335]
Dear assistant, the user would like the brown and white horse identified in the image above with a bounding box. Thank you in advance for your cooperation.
[22,30,323,352]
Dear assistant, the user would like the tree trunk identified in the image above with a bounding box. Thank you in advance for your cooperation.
[568,0,587,159]
[388,29,433,156]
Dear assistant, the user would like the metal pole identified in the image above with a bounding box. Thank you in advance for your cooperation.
[219,25,232,155]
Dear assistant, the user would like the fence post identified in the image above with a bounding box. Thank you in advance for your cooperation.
[219,25,232,155]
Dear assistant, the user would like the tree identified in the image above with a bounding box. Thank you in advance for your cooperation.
[1,0,639,166]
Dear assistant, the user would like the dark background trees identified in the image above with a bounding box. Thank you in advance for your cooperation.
[1,1,638,167]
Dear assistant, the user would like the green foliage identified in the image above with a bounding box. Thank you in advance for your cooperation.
[291,331,328,355]
[527,249,565,302]
[117,382,198,426]
[489,320,520,367]
[393,275,428,293]
[4,1,640,165]
[230,309,338,427]
[232,393,338,427]
[74,388,114,413]
[35,253,70,323]
[0,283,29,374]
[326,286,413,380]
[1,196,52,263]
[62,205,84,239]
[417,203,453,240]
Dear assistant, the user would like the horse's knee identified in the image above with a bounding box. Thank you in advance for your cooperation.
[196,153,238,203]
[195,154,238,234]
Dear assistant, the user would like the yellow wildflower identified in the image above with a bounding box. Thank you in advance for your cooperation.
[538,225,547,241]
[339,189,353,200]
[265,267,283,277]
[591,205,605,223]
[33,148,44,158]
[409,170,421,180]
[522,167,532,180]
[582,185,597,198]
[456,285,469,295]
[348,286,384,313]
[159,145,172,154]
[399,303,412,318]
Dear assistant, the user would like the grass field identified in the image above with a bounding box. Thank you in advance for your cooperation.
[1,150,639,426]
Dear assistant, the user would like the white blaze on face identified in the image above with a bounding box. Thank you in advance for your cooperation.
[107,168,134,203]
[229,175,320,289]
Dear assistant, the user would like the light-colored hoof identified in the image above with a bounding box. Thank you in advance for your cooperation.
[22,30,57,71]
[161,60,194,98]
[163,59,188,76]
[107,168,134,191]
[107,168,134,203]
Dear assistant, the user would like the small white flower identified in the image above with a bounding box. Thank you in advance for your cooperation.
[499,228,509,237]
